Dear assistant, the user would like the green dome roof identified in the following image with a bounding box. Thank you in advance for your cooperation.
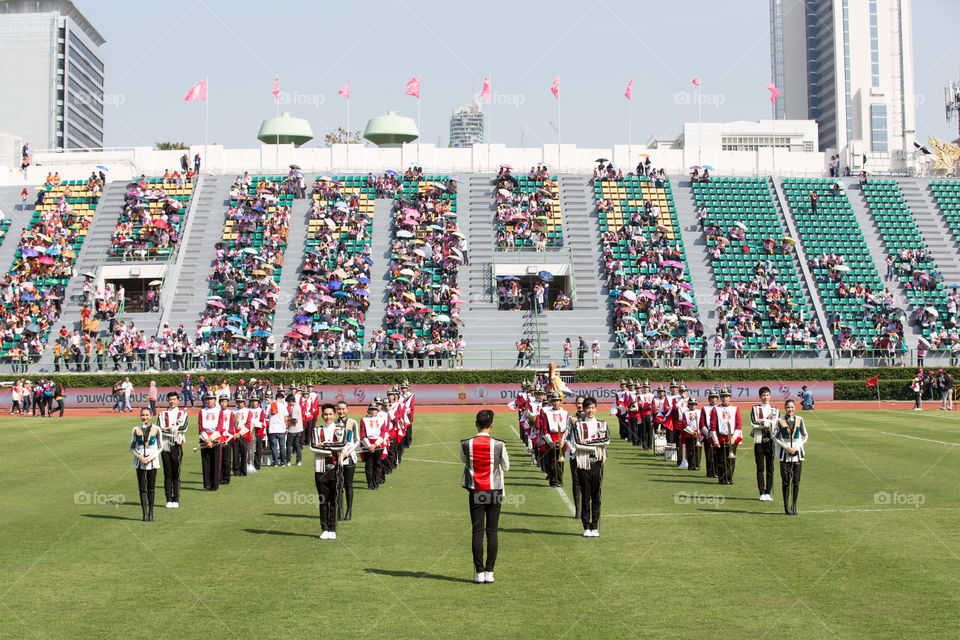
[257,112,314,147]
[363,110,419,147]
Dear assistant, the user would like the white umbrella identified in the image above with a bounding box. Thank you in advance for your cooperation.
[621,290,637,302]
[925,306,939,317]
[302,302,318,313]
[918,336,931,347]
[834,264,850,272]
[498,188,513,198]
[734,221,747,231]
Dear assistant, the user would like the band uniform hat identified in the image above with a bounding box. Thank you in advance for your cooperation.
[367,401,379,411]
[720,387,732,397]
[202,394,215,401]
[547,390,562,401]
[708,389,719,398]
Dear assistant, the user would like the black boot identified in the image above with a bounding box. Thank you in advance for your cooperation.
[147,490,155,521]
[791,483,799,515]
[344,507,352,521]
[782,484,791,515]
[337,502,343,521]
[141,495,148,521]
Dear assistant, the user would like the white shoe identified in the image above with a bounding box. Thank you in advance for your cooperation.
[297,462,302,466]
[591,529,600,537]
[165,502,174,508]
[170,501,179,508]
[484,572,494,583]
[583,530,592,537]
[319,531,330,540]
[679,460,689,470]
[328,532,336,540]
[474,572,485,583]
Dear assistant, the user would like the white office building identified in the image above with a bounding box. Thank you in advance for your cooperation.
[449,104,485,148]
[770,0,915,172]
[0,0,105,150]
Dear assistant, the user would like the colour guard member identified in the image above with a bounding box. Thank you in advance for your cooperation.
[750,386,779,502]
[157,391,188,508]
[774,399,807,515]
[130,408,161,521]
[565,397,609,538]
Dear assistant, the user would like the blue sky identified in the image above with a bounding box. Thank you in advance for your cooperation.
[78,0,960,149]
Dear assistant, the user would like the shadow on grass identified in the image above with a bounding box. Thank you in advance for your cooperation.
[81,513,143,521]
[264,512,316,519]
[364,568,475,583]
[697,508,784,516]
[244,528,318,538]
[500,527,581,536]
[501,511,575,519]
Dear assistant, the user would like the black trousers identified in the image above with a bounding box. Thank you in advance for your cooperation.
[315,467,342,532]
[219,442,232,484]
[160,445,182,502]
[715,442,737,484]
[468,489,502,573]
[403,424,412,447]
[627,417,640,445]
[136,468,157,518]
[618,415,627,439]
[780,460,802,513]
[201,446,219,490]
[254,437,263,470]
[545,444,563,486]
[754,440,775,495]
[568,456,580,513]
[234,440,248,476]
[576,461,603,530]
[364,449,384,489]
[640,415,653,449]
[685,438,702,469]
[338,463,355,515]
[703,441,716,477]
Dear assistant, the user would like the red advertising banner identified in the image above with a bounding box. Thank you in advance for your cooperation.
[0,381,833,410]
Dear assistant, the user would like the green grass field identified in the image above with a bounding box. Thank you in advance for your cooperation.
[1,409,959,639]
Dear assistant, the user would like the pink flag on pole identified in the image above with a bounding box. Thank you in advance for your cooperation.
[338,79,350,99]
[692,78,700,87]
[766,83,781,103]
[272,78,280,101]
[405,76,420,98]
[625,79,633,101]
[480,77,490,102]
[550,76,560,99]
[183,79,207,102]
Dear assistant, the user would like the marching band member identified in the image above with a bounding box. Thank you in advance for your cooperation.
[299,384,320,447]
[460,409,509,584]
[652,385,670,444]
[232,397,250,477]
[510,382,530,447]
[750,386,778,502]
[774,399,807,515]
[198,394,222,490]
[525,388,546,465]
[248,396,265,472]
[699,389,720,478]
[537,391,568,487]
[626,381,641,447]
[311,403,348,540]
[680,397,702,470]
[566,396,586,519]
[565,397,609,538]
[401,380,415,447]
[158,391,188,508]
[638,381,654,450]
[360,401,387,489]
[665,381,682,461]
[130,408,161,521]
[710,388,742,485]
[614,379,629,440]
[217,395,234,484]
[673,384,691,467]
[387,389,404,471]
[376,396,391,479]
[336,401,360,521]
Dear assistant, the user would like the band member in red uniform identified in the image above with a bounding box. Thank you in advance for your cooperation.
[460,409,509,584]
[511,382,531,447]
[614,379,629,440]
[525,388,546,466]
[652,385,670,444]
[249,396,265,471]
[625,380,641,446]
[638,381,654,450]
[197,394,222,491]
[672,384,690,467]
[157,391,188,508]
[537,391,568,487]
[310,404,349,539]
[386,389,404,471]
[750,386,779,502]
[401,380,415,447]
[679,397,702,470]
[300,384,320,447]
[232,397,250,477]
[710,388,742,484]
[217,395,234,485]
[565,397,609,538]
[360,401,387,489]
[699,389,720,478]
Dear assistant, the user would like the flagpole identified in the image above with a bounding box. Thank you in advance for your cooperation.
[417,74,421,164]
[628,89,633,166]
[275,78,280,172]
[487,75,492,172]
[204,76,208,168]
[346,77,351,172]
[556,85,561,171]
[697,81,702,168]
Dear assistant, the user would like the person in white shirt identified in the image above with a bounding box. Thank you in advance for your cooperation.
[460,409,509,583]
[120,377,134,413]
[285,393,304,466]
[130,408,161,521]
[750,386,778,502]
[565,397,609,538]
[157,391,188,508]
[311,404,350,539]
[266,393,289,467]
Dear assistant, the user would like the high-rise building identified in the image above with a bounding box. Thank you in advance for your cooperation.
[770,0,915,171]
[0,0,105,150]
[449,103,484,148]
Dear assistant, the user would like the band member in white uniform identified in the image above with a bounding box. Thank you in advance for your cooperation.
[537,391,568,487]
[217,395,234,484]
[130,408,161,521]
[311,404,349,539]
[197,394,222,491]
[774,399,807,515]
[710,388,742,485]
[565,397,609,538]
[750,386,779,502]
[232,397,250,477]
[699,389,720,478]
[460,409,509,584]
[680,397,702,470]
[336,400,360,521]
[360,401,387,490]
[157,391,188,508]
